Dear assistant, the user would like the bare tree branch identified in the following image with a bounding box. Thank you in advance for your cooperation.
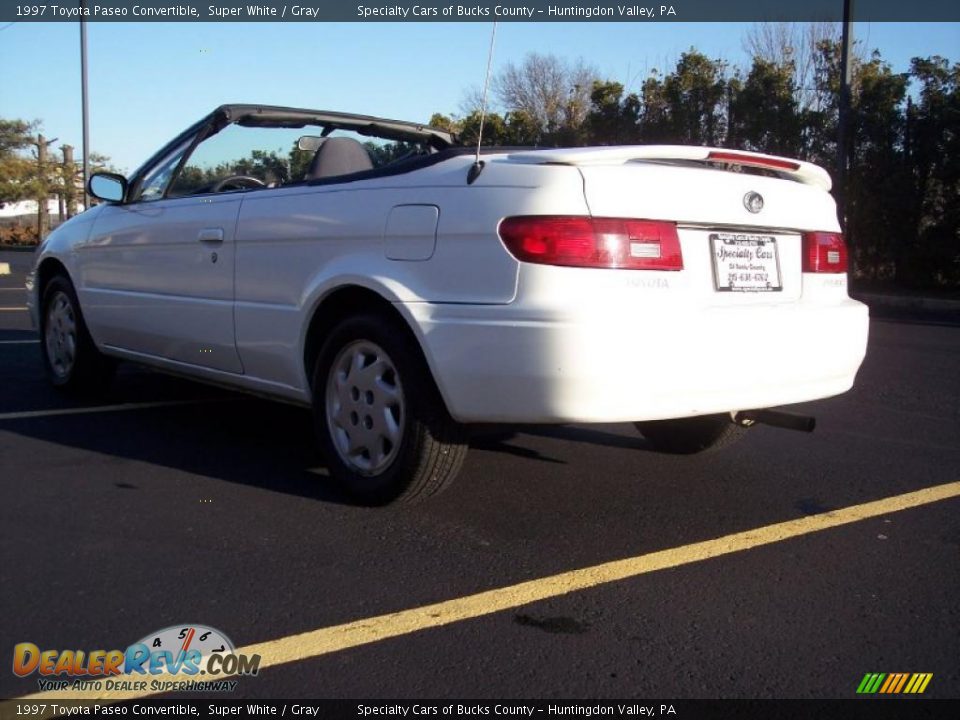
[491,53,598,136]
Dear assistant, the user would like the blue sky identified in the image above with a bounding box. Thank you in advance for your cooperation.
[1,21,957,173]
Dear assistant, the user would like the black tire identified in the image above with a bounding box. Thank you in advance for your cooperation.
[39,274,115,395]
[634,414,746,454]
[312,313,468,505]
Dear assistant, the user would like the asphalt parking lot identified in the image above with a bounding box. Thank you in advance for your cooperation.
[1,248,958,701]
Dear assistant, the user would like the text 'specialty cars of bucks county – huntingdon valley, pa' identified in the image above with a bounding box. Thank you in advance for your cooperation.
[26,104,869,504]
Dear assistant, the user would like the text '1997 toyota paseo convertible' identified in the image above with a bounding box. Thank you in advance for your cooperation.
[27,105,869,504]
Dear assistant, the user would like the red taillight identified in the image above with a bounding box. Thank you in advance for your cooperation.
[707,150,801,172]
[802,231,848,273]
[498,216,683,271]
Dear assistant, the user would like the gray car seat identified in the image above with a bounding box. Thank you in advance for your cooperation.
[306,137,374,180]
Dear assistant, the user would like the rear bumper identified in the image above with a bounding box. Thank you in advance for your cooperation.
[409,298,869,424]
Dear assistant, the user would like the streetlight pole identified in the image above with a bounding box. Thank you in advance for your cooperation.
[836,0,854,228]
[80,0,90,210]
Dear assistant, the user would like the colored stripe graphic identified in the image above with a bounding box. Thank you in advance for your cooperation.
[879,674,895,693]
[889,673,907,693]
[858,672,933,694]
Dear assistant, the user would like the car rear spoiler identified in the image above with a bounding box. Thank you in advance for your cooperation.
[506,145,833,191]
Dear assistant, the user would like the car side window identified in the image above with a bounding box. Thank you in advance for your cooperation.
[137,140,191,202]
[167,124,313,197]
[136,122,434,201]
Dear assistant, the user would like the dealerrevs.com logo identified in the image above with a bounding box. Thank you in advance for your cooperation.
[13,625,260,693]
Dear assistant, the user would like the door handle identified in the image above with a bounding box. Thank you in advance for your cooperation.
[198,228,224,243]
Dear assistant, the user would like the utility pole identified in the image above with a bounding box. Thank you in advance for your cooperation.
[34,134,57,241]
[836,0,855,229]
[80,1,91,210]
[62,145,76,219]
[57,175,65,222]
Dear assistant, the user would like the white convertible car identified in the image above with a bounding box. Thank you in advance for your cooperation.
[27,105,869,503]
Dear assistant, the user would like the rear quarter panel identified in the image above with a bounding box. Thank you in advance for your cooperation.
[232,156,588,393]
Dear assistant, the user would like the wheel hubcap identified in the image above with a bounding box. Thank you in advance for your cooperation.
[44,291,77,380]
[325,340,404,475]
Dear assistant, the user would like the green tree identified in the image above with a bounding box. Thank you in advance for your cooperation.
[584,81,641,145]
[288,143,313,180]
[363,141,420,166]
[804,39,843,172]
[502,110,541,145]
[0,118,39,206]
[450,109,542,147]
[456,111,508,147]
[904,56,960,286]
[638,71,672,143]
[728,58,803,156]
[1,117,116,212]
[846,52,911,282]
[428,113,459,135]
[637,51,730,146]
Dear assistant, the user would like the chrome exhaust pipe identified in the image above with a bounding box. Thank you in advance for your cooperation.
[734,409,816,433]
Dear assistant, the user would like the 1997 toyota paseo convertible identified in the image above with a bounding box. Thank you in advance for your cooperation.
[27,105,869,504]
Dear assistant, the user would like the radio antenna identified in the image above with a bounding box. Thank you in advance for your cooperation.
[468,21,497,185]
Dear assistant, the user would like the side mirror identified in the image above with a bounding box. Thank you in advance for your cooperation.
[88,173,128,203]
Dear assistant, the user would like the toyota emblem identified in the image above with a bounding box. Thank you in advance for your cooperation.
[744,192,764,213]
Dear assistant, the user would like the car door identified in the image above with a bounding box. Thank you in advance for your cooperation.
[79,136,244,374]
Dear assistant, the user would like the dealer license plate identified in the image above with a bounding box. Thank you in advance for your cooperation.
[710,233,782,292]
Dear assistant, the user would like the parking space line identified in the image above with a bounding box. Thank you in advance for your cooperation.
[17,479,960,702]
[0,307,28,311]
[0,398,231,422]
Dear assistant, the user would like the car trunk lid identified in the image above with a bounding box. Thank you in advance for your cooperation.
[505,146,842,307]
[507,145,832,190]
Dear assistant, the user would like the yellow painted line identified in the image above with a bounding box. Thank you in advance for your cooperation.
[0,398,232,422]
[903,674,919,693]
[17,479,960,702]
[917,673,933,693]
[0,307,28,311]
